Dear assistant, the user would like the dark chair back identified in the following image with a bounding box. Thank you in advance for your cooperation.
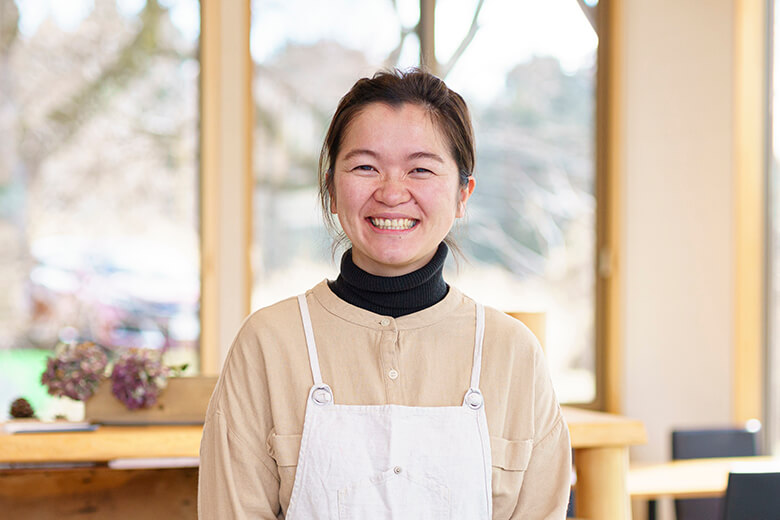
[672,429,757,460]
[722,471,780,520]
[672,428,759,520]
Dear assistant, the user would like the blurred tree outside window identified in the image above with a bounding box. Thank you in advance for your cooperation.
[0,0,201,420]
[250,0,420,304]
[250,0,598,403]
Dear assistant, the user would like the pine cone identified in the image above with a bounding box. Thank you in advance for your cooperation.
[10,397,35,418]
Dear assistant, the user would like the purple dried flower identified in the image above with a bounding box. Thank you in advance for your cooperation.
[110,348,170,410]
[40,342,108,401]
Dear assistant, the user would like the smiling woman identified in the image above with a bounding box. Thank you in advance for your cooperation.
[328,102,474,276]
[199,69,572,519]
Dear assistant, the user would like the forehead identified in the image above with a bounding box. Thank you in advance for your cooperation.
[338,102,452,157]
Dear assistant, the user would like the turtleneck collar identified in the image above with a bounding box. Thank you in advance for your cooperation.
[327,243,449,318]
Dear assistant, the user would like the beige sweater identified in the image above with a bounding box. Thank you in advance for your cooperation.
[199,281,571,519]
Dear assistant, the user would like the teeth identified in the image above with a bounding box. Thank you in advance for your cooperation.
[370,218,417,230]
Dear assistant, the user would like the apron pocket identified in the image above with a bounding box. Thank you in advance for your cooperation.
[490,437,533,519]
[337,468,450,520]
[267,431,302,467]
[267,431,302,509]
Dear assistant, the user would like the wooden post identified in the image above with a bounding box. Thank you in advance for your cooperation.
[200,0,253,374]
[576,447,632,519]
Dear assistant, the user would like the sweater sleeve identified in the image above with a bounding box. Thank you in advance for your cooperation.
[198,318,282,519]
[510,344,572,519]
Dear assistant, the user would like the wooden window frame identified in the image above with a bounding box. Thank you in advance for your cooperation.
[200,0,253,374]
[734,0,770,426]
[595,0,623,413]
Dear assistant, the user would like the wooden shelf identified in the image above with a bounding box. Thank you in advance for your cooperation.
[0,425,202,464]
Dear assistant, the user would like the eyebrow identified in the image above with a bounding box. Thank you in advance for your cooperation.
[341,149,379,162]
[407,151,445,163]
[341,149,445,163]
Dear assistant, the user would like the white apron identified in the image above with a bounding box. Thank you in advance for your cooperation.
[285,294,493,520]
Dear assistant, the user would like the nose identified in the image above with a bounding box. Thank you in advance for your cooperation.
[374,176,410,207]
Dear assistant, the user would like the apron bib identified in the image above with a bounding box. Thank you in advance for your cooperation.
[285,295,493,519]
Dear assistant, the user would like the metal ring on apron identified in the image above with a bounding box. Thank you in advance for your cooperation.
[311,384,333,406]
[464,388,484,410]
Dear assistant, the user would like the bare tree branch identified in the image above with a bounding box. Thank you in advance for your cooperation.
[0,0,20,54]
[439,0,485,78]
[383,0,417,69]
[574,0,598,33]
[24,0,178,164]
[383,25,416,69]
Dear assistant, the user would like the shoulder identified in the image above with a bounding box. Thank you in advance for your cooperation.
[454,291,541,363]
[210,289,314,408]
[222,287,318,373]
[241,294,302,339]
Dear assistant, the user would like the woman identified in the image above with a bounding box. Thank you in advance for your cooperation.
[199,69,571,519]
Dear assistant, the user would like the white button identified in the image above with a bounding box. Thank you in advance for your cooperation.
[388,369,399,380]
[380,318,390,326]
[393,466,402,474]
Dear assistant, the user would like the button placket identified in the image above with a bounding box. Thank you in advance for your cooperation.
[379,328,401,403]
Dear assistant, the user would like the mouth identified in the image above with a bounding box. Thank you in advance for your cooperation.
[368,217,418,231]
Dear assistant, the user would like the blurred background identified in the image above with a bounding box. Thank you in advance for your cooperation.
[0,0,599,419]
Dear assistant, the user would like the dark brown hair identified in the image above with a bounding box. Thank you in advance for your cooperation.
[318,68,476,248]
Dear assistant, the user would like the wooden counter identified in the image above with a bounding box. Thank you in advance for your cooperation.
[1,408,645,519]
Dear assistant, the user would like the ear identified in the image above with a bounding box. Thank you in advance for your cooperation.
[455,176,476,218]
[328,171,337,214]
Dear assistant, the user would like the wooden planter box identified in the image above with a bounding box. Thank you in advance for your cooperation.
[84,376,218,425]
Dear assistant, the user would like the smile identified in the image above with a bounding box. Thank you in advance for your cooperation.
[369,217,418,230]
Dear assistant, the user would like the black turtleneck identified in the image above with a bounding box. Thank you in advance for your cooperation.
[327,243,449,318]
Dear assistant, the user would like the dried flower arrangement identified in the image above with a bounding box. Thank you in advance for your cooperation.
[110,348,171,410]
[40,342,108,401]
[40,342,180,411]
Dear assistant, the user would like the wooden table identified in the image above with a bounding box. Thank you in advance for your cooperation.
[1,410,645,519]
[629,456,780,499]
[563,406,647,520]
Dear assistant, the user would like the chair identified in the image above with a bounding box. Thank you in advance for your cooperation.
[722,471,780,520]
[671,428,759,520]
[647,428,759,520]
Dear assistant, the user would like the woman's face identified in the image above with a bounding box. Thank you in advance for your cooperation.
[331,102,475,277]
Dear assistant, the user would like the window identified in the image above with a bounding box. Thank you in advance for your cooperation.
[249,0,421,306]
[249,0,600,404]
[0,0,201,419]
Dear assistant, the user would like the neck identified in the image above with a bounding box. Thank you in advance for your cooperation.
[328,243,450,318]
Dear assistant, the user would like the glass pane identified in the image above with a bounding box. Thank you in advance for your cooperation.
[438,0,598,403]
[249,0,598,404]
[0,0,201,420]
[250,0,420,307]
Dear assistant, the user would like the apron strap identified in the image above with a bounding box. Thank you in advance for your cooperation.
[297,294,323,386]
[470,303,486,391]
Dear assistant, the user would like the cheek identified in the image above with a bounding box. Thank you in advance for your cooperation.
[331,178,364,215]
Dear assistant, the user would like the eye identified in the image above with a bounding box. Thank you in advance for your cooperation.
[409,167,434,177]
[352,165,377,173]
